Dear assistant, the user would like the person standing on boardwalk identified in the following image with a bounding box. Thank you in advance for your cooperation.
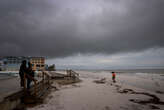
[19,60,27,87]
[27,62,35,89]
[112,72,116,83]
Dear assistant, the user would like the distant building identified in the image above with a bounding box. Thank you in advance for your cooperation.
[0,56,45,71]
[0,56,30,71]
[30,57,45,71]
[47,64,56,71]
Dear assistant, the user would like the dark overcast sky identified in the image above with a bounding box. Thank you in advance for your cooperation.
[0,0,164,59]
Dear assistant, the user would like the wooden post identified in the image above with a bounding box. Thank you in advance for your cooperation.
[47,75,49,85]
[34,81,37,96]
[42,71,45,90]
[42,71,45,81]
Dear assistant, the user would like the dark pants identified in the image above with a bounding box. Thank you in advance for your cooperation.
[20,74,24,87]
[27,78,32,89]
[112,76,116,82]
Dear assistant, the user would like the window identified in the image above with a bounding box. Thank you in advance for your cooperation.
[36,64,40,67]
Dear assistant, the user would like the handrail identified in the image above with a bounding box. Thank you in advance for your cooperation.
[23,71,51,97]
[42,71,52,77]
[70,70,79,76]
[25,73,37,82]
[42,71,51,85]
[66,70,79,78]
[23,72,37,96]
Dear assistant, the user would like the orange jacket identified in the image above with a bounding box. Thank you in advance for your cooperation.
[112,73,116,77]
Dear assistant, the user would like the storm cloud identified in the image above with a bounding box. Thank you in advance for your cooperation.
[0,0,164,57]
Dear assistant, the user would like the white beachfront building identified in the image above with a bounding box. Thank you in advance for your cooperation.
[0,56,46,72]
[0,56,29,71]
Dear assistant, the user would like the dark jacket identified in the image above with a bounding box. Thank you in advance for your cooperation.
[19,64,27,77]
[27,67,35,77]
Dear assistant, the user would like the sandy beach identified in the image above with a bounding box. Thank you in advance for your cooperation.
[28,70,164,110]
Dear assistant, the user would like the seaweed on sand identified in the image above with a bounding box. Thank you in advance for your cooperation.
[93,78,106,84]
[116,86,164,105]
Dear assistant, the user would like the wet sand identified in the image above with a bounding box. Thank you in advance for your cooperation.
[28,71,164,110]
[0,77,21,102]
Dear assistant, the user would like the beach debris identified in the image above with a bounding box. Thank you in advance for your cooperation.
[118,88,135,94]
[103,106,111,110]
[156,90,164,94]
[129,92,164,105]
[149,105,160,109]
[114,84,164,108]
[93,78,106,84]
[114,84,122,91]
[72,84,81,87]
[117,88,164,105]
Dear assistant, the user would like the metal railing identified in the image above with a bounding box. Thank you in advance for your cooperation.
[66,70,79,78]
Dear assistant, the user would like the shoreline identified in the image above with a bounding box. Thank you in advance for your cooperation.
[27,71,164,110]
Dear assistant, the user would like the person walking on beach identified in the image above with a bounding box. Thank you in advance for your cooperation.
[27,62,35,89]
[112,72,116,83]
[19,60,27,87]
